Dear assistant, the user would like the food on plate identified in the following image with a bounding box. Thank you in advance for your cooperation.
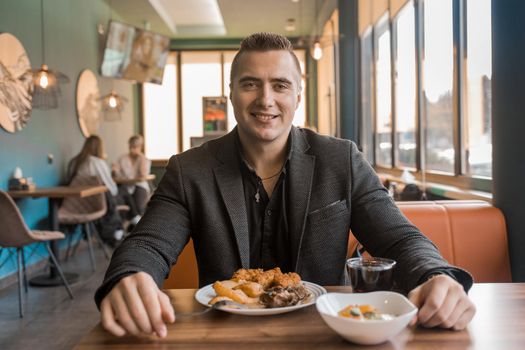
[209,268,311,308]
[259,285,310,308]
[212,281,259,304]
[338,304,395,321]
[233,281,265,298]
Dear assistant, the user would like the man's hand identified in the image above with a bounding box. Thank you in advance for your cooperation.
[100,272,175,337]
[408,274,476,330]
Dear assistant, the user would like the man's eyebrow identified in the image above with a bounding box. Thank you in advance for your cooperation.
[238,76,261,83]
[237,76,294,85]
[270,77,293,85]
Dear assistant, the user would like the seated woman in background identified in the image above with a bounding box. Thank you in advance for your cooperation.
[113,135,151,216]
[67,135,138,243]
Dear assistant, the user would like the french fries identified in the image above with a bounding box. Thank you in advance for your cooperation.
[209,268,305,307]
[212,281,259,305]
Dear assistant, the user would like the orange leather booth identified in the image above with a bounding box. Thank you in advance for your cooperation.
[164,200,511,288]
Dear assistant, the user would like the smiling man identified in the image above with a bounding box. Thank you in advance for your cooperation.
[95,32,476,338]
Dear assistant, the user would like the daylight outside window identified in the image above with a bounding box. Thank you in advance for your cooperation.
[394,2,417,169]
[374,16,393,167]
[422,0,454,173]
[464,0,492,178]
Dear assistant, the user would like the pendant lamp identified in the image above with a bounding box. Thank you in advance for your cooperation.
[311,0,323,60]
[32,0,69,109]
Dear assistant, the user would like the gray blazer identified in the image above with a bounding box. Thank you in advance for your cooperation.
[96,127,469,305]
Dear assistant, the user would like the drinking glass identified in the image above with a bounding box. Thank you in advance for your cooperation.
[346,257,396,293]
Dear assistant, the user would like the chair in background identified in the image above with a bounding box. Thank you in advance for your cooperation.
[0,190,73,317]
[58,175,109,271]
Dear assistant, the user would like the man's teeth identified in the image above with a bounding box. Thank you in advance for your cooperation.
[253,114,275,120]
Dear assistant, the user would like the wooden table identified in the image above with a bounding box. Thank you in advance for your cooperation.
[113,174,155,186]
[8,185,107,286]
[75,283,525,349]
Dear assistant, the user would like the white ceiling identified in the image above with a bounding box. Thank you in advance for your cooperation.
[108,0,322,39]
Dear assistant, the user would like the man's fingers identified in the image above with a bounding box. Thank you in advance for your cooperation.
[100,298,126,337]
[408,286,422,308]
[423,290,460,328]
[452,304,476,331]
[137,281,167,337]
[122,285,154,334]
[417,280,449,325]
[444,297,476,330]
[158,291,175,324]
[112,291,141,335]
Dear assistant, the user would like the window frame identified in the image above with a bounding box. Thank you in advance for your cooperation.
[361,0,492,193]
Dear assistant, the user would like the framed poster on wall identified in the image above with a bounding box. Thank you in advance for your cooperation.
[202,96,227,134]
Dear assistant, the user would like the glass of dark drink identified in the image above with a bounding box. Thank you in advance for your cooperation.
[346,257,396,293]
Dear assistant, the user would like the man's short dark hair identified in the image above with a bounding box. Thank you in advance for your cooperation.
[230,32,302,88]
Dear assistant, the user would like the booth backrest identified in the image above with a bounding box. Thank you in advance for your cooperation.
[349,200,511,283]
[164,200,511,288]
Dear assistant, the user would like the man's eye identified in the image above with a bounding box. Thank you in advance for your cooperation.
[242,82,257,89]
[274,83,289,90]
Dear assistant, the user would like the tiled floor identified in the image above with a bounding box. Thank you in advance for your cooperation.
[0,245,110,350]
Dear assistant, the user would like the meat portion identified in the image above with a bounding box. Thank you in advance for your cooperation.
[259,284,310,308]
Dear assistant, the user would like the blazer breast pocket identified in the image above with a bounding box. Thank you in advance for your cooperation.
[307,199,349,223]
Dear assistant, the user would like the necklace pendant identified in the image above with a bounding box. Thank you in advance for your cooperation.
[255,189,260,203]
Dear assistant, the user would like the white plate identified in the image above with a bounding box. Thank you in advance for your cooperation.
[195,281,327,316]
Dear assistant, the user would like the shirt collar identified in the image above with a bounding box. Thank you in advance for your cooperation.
[235,130,293,176]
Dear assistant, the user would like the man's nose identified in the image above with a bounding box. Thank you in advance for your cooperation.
[256,84,275,107]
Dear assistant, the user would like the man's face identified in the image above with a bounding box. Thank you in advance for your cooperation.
[129,145,142,157]
[230,50,301,146]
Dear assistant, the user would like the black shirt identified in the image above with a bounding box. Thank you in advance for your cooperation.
[237,136,293,272]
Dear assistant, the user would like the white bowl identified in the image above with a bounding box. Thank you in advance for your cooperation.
[316,291,417,345]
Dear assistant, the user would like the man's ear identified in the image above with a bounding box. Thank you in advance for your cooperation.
[229,83,233,100]
[295,90,302,109]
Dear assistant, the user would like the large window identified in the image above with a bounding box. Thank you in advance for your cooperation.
[180,52,224,151]
[393,2,417,169]
[360,28,374,164]
[359,0,493,191]
[422,0,454,173]
[374,15,392,167]
[464,0,492,178]
[143,53,178,160]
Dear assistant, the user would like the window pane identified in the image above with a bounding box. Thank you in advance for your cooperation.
[292,49,307,128]
[464,0,492,178]
[423,0,454,173]
[360,29,374,164]
[143,53,178,159]
[222,51,238,132]
[375,19,392,167]
[181,52,223,151]
[394,3,417,168]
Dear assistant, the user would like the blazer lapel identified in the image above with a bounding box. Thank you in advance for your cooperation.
[213,130,250,268]
[288,127,315,271]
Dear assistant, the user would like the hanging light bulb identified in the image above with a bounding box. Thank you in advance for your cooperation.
[108,93,118,108]
[311,0,323,61]
[31,0,69,109]
[100,89,128,119]
[33,64,57,89]
[312,41,323,60]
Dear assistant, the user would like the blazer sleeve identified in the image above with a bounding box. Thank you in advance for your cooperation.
[347,142,472,294]
[94,155,191,308]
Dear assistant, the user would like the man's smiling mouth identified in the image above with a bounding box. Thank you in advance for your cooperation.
[251,113,278,121]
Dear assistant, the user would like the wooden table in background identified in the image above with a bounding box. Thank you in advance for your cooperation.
[113,174,156,186]
[8,185,107,286]
[75,283,525,349]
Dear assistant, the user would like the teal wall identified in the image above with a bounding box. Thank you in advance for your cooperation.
[0,0,130,280]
